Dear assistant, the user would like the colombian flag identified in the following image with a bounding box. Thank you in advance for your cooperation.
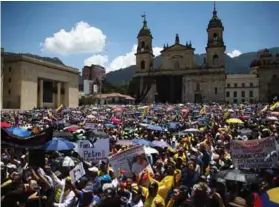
[47,110,57,121]
[260,105,269,113]
[199,106,206,115]
[270,102,279,111]
[142,106,150,118]
[56,104,63,112]
[254,187,279,207]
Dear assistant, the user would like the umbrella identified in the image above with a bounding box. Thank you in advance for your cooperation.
[240,115,250,120]
[131,138,154,147]
[226,118,244,124]
[152,140,170,148]
[87,115,95,119]
[237,128,253,135]
[116,140,134,146]
[6,127,31,137]
[0,122,11,128]
[65,127,78,133]
[104,124,115,128]
[53,131,74,139]
[167,122,180,129]
[111,118,121,124]
[41,137,75,151]
[146,125,164,131]
[266,116,278,121]
[255,187,279,207]
[217,169,258,183]
[184,128,199,132]
[144,146,159,154]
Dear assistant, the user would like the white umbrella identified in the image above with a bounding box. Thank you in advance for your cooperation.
[266,116,278,121]
[184,128,200,132]
[87,115,95,119]
[144,146,158,155]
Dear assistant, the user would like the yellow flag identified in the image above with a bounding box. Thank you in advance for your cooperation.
[270,102,279,111]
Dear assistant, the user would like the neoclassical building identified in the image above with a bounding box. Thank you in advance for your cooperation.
[130,5,279,104]
[1,51,80,110]
[131,5,226,104]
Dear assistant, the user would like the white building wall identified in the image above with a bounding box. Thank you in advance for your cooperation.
[225,74,259,104]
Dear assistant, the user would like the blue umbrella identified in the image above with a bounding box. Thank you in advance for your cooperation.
[131,138,154,147]
[167,122,181,129]
[104,124,115,128]
[146,125,164,131]
[7,127,31,137]
[41,137,75,151]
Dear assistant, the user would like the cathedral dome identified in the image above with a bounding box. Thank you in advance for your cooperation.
[137,26,152,38]
[207,3,223,29]
[137,16,152,38]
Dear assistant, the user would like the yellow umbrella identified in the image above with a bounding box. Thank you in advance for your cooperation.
[226,118,244,124]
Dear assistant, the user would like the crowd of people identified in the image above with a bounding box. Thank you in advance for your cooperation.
[1,102,279,207]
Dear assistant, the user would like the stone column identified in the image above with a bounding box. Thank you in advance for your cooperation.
[64,82,69,107]
[57,82,61,107]
[39,79,44,108]
[1,48,4,109]
[170,76,174,103]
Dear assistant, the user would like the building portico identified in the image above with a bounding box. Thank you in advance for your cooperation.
[2,52,80,110]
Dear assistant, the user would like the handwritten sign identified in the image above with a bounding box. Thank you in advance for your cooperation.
[69,162,85,184]
[77,139,109,161]
[230,137,277,169]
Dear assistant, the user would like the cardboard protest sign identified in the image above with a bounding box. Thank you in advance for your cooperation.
[109,145,153,176]
[230,137,277,169]
[77,139,109,161]
[69,162,86,184]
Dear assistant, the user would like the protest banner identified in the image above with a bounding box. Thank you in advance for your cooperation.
[109,145,153,176]
[77,139,109,161]
[230,137,277,169]
[69,162,86,184]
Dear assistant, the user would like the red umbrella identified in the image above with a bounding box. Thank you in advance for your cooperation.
[0,122,11,128]
[66,127,78,133]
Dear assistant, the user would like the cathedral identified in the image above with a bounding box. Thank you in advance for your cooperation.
[131,4,226,104]
[130,3,279,104]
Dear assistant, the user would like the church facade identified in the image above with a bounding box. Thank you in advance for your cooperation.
[131,5,226,104]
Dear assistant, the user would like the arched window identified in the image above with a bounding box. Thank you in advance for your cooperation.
[141,41,145,49]
[140,60,145,69]
[174,61,180,69]
[213,55,219,66]
[213,33,218,41]
[196,83,200,91]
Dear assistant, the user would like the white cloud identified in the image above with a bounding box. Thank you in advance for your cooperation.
[84,54,108,67]
[42,21,107,55]
[227,49,242,58]
[84,45,163,73]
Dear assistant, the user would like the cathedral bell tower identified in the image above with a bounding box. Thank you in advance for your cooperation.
[206,2,226,68]
[135,14,154,72]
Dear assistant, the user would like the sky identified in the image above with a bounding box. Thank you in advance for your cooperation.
[1,1,279,73]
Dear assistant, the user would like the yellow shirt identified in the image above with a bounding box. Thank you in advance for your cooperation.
[144,194,165,207]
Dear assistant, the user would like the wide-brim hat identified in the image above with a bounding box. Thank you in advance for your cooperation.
[228,197,247,207]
